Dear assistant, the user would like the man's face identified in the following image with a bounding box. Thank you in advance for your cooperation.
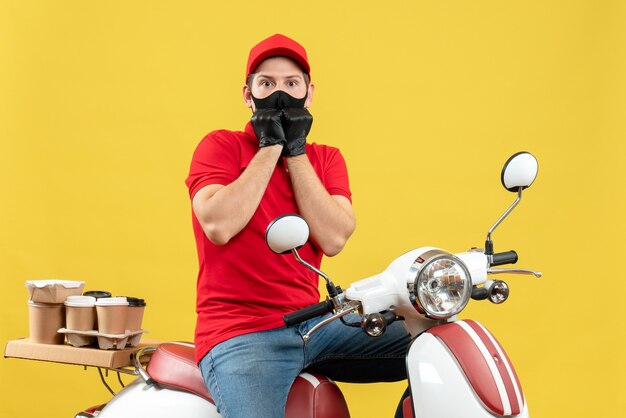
[243,56,313,111]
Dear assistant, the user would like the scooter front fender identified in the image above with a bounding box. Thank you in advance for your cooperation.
[406,319,528,418]
[96,378,221,418]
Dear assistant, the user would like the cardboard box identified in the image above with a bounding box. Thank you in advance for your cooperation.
[26,280,85,303]
[4,338,162,369]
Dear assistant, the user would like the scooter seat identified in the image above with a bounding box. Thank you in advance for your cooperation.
[147,343,350,418]
[286,371,351,418]
[147,342,214,403]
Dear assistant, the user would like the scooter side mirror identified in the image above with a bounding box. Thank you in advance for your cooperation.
[501,152,538,192]
[265,215,310,254]
[486,151,539,255]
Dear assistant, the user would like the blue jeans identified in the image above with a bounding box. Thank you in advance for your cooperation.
[199,314,411,418]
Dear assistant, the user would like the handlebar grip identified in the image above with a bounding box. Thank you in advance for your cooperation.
[471,286,489,300]
[491,250,518,266]
[284,300,334,327]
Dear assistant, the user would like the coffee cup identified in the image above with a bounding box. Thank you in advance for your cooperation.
[95,297,129,335]
[28,301,65,344]
[64,296,96,331]
[83,290,111,329]
[122,297,146,331]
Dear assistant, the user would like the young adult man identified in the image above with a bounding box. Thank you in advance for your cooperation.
[186,34,409,418]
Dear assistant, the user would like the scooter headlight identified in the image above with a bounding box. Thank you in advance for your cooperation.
[408,251,472,320]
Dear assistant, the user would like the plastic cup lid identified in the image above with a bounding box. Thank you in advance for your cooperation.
[65,295,96,307]
[95,297,129,306]
[83,290,112,299]
[118,296,146,307]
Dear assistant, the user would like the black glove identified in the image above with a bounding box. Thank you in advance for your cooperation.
[250,109,286,148]
[281,108,313,157]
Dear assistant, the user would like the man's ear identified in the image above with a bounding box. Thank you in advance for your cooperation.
[243,85,253,109]
[305,83,315,109]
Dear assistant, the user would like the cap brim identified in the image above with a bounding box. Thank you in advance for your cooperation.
[248,47,310,77]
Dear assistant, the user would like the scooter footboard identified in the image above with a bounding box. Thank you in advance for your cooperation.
[406,320,528,418]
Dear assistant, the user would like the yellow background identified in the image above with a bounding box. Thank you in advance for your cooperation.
[1,1,625,417]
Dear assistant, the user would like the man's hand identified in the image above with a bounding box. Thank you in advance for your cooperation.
[251,109,286,148]
[282,108,313,157]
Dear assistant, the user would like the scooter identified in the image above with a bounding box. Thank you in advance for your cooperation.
[77,151,540,418]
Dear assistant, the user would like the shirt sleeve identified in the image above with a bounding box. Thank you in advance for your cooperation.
[321,147,352,203]
[185,131,240,199]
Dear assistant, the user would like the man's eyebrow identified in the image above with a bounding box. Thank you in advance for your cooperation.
[256,73,303,80]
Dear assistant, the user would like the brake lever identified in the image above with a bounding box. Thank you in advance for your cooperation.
[487,268,542,278]
[302,301,361,343]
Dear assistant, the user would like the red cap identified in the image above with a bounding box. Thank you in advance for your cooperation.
[246,34,310,80]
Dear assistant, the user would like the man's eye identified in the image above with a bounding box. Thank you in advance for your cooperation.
[288,81,297,87]
[261,81,273,87]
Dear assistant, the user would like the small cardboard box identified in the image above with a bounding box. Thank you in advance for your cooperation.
[4,338,161,369]
[26,280,85,303]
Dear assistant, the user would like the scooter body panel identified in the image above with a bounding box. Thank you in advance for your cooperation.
[406,321,528,418]
[96,378,221,418]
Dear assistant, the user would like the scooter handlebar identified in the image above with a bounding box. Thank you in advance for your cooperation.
[491,250,518,266]
[284,299,334,326]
